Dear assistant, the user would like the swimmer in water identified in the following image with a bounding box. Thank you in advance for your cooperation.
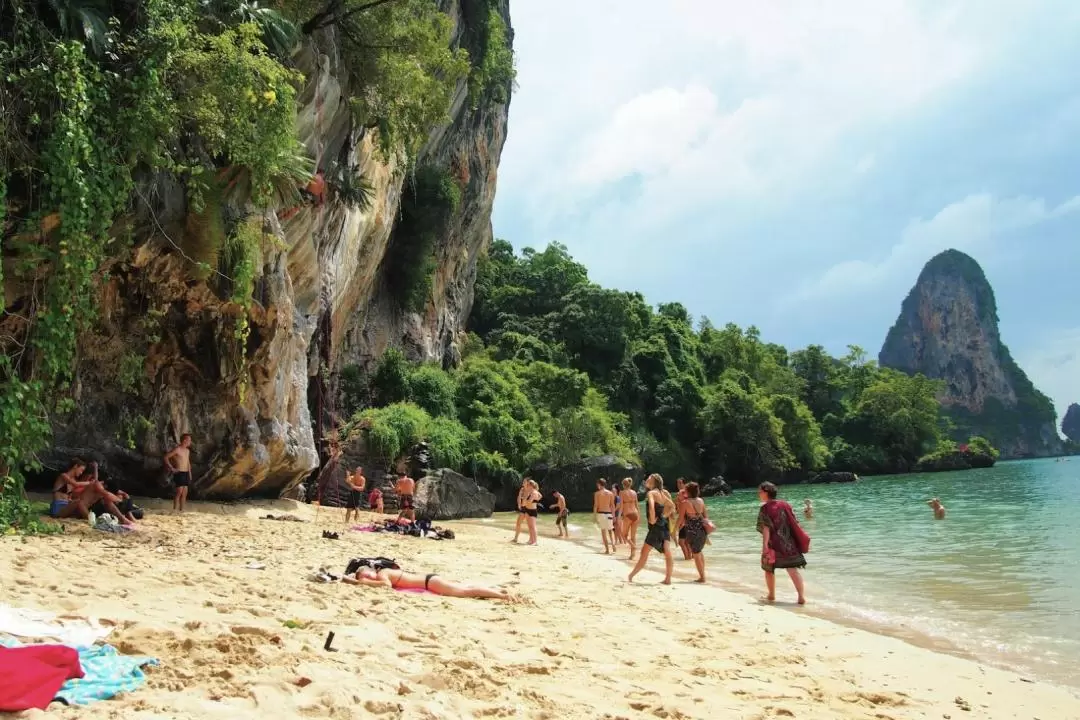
[803,498,814,520]
[927,497,946,519]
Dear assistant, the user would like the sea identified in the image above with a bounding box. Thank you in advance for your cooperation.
[480,457,1080,688]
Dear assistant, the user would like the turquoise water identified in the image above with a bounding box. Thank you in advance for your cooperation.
[700,458,1080,686]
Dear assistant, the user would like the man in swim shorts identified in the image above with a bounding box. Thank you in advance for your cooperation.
[164,433,193,512]
[593,478,616,554]
[395,470,416,522]
[345,466,366,523]
[549,490,568,538]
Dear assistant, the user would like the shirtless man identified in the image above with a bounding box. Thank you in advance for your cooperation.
[593,479,616,554]
[927,497,946,519]
[549,490,568,538]
[395,470,416,522]
[345,466,366,523]
[164,433,193,512]
[50,460,131,524]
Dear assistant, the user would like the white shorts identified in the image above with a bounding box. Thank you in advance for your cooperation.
[596,512,614,531]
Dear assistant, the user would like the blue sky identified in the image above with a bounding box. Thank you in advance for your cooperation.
[491,0,1080,424]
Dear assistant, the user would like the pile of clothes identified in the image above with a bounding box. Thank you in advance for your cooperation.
[351,519,455,540]
[0,605,157,712]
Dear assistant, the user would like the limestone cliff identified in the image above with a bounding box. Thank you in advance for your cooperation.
[21,1,513,498]
[1063,403,1080,444]
[878,249,1062,458]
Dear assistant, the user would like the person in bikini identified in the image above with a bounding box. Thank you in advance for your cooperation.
[345,466,366,523]
[593,478,616,554]
[675,478,692,560]
[163,433,193,512]
[612,488,624,546]
[549,490,568,538]
[519,479,541,545]
[50,459,131,524]
[511,479,530,543]
[619,478,640,559]
[343,567,515,600]
[395,470,416,522]
[368,486,384,514]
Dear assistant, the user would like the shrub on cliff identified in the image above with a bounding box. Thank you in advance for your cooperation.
[916,436,999,472]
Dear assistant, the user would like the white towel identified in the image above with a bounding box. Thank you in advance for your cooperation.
[0,604,112,648]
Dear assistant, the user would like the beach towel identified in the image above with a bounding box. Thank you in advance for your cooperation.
[0,604,112,648]
[55,643,158,705]
[0,645,84,711]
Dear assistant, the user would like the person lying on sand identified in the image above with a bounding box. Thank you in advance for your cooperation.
[927,497,946,519]
[343,567,515,600]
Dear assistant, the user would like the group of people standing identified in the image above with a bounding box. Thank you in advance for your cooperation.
[510,473,810,604]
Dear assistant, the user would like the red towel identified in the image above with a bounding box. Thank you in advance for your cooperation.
[0,645,84,711]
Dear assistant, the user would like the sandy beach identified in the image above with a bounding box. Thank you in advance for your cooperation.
[2,500,1078,720]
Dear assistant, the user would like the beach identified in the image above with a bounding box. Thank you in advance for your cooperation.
[2,500,1078,719]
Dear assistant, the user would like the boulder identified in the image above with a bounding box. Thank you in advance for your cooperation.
[414,468,496,521]
[808,471,859,484]
[700,476,732,497]
[529,456,645,513]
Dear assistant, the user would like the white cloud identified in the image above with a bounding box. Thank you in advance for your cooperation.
[785,193,1080,305]
[1019,328,1080,424]
[855,153,877,175]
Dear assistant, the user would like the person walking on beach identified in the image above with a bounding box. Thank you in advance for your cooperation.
[550,490,569,538]
[520,479,542,545]
[164,433,193,513]
[619,478,640,559]
[675,478,692,560]
[927,497,946,519]
[803,498,814,520]
[757,482,808,604]
[628,474,675,584]
[612,489,624,546]
[512,479,531,543]
[679,482,710,583]
[395,470,416,522]
[344,466,366,523]
[593,479,616,554]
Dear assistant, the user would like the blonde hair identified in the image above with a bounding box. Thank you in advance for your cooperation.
[621,477,632,490]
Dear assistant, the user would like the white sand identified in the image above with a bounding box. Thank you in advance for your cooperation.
[1,499,1077,719]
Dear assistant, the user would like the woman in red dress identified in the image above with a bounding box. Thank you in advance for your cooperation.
[756,482,807,604]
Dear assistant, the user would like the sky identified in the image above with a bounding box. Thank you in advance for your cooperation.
[492,0,1080,426]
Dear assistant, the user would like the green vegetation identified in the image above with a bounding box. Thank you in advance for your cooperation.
[465,0,516,107]
[1,0,509,531]
[916,435,999,472]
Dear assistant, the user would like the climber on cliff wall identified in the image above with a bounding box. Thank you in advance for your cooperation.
[164,434,193,513]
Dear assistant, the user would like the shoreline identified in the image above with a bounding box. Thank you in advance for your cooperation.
[2,499,1079,718]
[472,512,1075,692]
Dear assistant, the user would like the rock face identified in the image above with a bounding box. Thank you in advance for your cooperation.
[414,468,496,520]
[21,3,513,498]
[1063,404,1080,444]
[915,449,996,473]
[529,456,645,513]
[879,250,1062,458]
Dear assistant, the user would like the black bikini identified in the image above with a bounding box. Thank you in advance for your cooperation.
[387,570,436,590]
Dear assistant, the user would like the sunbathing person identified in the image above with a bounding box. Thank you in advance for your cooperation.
[343,567,514,600]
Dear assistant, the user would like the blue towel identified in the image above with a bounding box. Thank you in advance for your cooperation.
[0,638,157,706]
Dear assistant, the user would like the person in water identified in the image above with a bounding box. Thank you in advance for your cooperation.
[679,481,710,583]
[628,474,675,584]
[344,567,515,600]
[549,490,569,538]
[757,482,807,604]
[593,478,616,554]
[803,498,814,520]
[927,497,946,519]
[619,478,640,560]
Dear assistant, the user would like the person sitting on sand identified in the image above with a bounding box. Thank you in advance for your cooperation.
[163,433,193,513]
[628,474,675,584]
[345,466,366,523]
[50,460,132,524]
[395,470,416,522]
[927,497,946,519]
[343,567,515,600]
[368,486,384,514]
[803,498,814,520]
[757,482,807,605]
[620,478,640,560]
[549,490,568,538]
[593,479,616,554]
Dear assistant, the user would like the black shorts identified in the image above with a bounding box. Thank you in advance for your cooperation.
[347,490,362,509]
[400,494,414,510]
[173,471,191,488]
[678,526,687,540]
[524,507,538,518]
